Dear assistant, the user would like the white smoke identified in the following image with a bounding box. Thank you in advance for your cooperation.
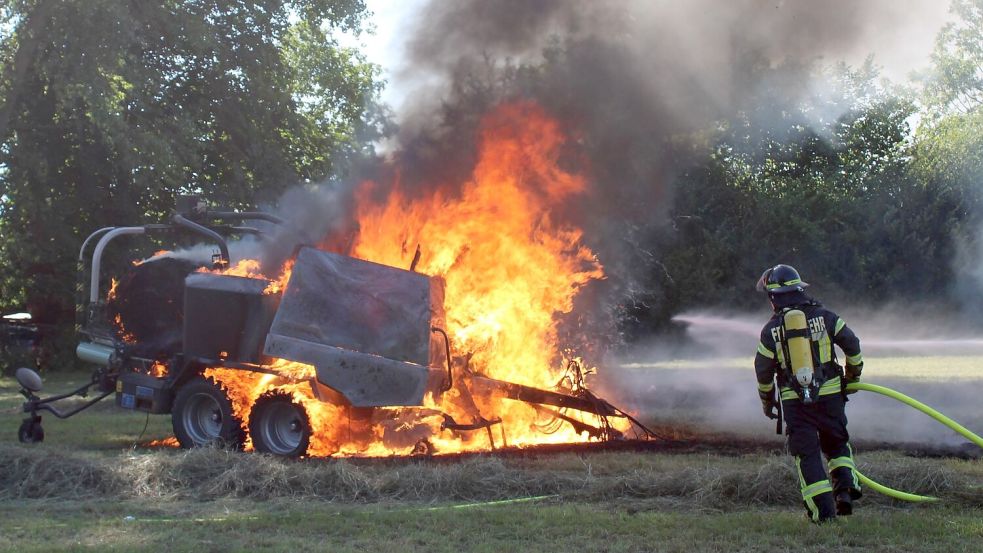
[595,308,983,449]
[137,182,356,273]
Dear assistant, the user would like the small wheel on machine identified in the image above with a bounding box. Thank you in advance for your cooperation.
[17,419,44,443]
[171,377,245,449]
[249,391,311,457]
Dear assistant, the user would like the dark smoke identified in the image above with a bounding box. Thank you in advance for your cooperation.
[105,2,972,451]
[369,0,948,356]
[256,183,358,271]
[394,0,947,137]
[151,1,949,361]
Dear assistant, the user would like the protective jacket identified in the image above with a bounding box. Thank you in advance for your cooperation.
[753,293,864,522]
[754,298,862,401]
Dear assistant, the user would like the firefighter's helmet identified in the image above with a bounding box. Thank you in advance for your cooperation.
[756,264,809,293]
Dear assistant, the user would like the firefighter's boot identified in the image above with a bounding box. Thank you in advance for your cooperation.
[835,490,853,516]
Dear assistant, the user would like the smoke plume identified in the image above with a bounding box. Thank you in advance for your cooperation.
[591,308,983,448]
[157,0,952,352]
[364,0,950,352]
[128,1,972,448]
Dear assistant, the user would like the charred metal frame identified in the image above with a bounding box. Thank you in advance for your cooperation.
[440,414,508,449]
[20,373,114,420]
[470,376,619,416]
[23,198,291,437]
[79,202,281,333]
[18,196,661,452]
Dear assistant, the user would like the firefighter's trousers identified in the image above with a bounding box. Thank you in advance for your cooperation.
[781,393,861,521]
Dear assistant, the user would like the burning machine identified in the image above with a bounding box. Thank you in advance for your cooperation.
[14,199,652,456]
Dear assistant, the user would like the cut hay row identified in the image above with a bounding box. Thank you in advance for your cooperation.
[1,444,979,509]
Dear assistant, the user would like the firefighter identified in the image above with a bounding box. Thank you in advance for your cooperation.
[753,264,863,523]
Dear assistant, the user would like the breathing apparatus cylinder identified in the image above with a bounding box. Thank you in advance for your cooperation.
[783,309,817,403]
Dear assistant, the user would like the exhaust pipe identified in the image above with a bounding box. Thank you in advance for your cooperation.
[76,342,114,366]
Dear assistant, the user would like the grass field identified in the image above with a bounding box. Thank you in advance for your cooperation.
[2,499,982,553]
[622,355,983,380]
[1,360,981,552]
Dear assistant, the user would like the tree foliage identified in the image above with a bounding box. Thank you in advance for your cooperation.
[5,0,983,367]
[635,61,968,332]
[924,0,983,117]
[0,0,379,343]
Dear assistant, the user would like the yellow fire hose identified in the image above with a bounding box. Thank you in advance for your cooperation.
[844,381,983,503]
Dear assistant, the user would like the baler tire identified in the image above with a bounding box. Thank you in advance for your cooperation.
[249,391,311,457]
[172,377,245,449]
[17,420,43,443]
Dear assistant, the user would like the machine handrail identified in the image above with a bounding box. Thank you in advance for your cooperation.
[89,227,147,303]
[172,214,230,266]
[205,211,284,225]
[79,227,116,262]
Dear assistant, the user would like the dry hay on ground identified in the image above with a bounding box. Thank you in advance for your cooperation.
[0,444,978,510]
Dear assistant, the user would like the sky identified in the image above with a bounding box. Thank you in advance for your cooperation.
[349,0,429,110]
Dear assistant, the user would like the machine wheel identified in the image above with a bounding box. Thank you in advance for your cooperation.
[249,391,311,457]
[17,419,44,443]
[172,378,245,449]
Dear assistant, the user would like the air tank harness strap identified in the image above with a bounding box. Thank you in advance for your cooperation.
[783,327,810,339]
[775,381,783,436]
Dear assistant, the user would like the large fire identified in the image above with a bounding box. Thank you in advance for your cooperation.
[352,102,603,389]
[348,102,608,451]
[144,102,623,456]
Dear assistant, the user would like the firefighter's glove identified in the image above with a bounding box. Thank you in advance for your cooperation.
[844,362,863,394]
[759,395,779,420]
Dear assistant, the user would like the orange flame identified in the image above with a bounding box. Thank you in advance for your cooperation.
[149,361,168,378]
[264,259,293,295]
[108,278,137,342]
[132,250,172,266]
[201,101,617,456]
[199,258,264,279]
[107,277,120,300]
[354,102,602,388]
[197,258,291,295]
[352,101,608,451]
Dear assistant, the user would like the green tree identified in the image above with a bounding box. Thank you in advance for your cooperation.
[0,0,379,365]
[916,0,983,316]
[924,0,983,117]
[650,61,962,328]
[917,0,983,212]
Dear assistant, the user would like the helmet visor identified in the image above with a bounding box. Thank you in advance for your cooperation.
[755,268,771,292]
